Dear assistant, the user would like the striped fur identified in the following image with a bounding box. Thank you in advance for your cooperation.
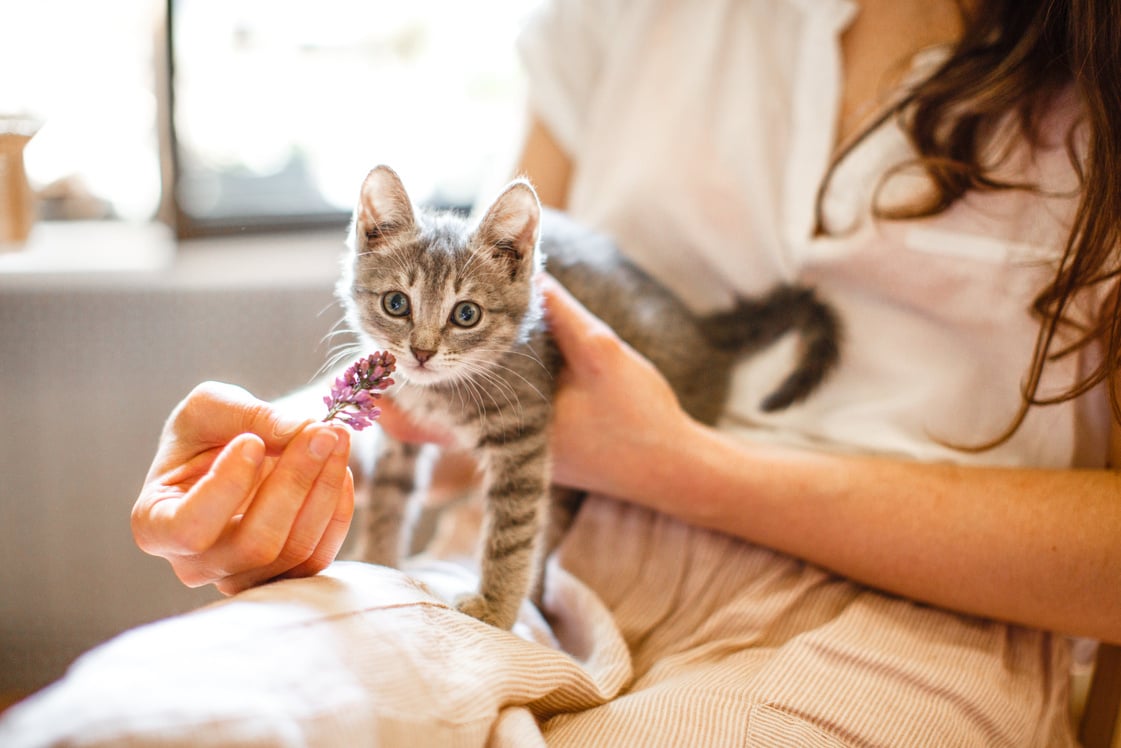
[339,166,841,629]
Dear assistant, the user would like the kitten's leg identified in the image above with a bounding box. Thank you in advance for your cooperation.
[456,436,550,630]
[530,486,585,608]
[359,437,421,568]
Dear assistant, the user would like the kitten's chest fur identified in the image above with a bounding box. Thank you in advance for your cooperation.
[389,327,559,452]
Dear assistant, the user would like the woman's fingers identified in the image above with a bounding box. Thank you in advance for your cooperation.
[211,424,341,571]
[149,422,351,591]
[215,429,354,594]
[163,382,312,463]
[538,272,687,497]
[281,430,353,572]
[133,433,265,557]
[134,382,360,593]
[538,273,619,362]
[280,465,356,581]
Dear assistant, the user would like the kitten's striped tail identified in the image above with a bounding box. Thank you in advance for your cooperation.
[698,285,842,412]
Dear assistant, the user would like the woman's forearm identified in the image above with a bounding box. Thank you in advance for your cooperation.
[639,420,1121,643]
[539,274,1121,642]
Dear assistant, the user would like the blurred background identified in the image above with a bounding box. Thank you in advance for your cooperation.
[0,0,539,699]
[1,0,532,231]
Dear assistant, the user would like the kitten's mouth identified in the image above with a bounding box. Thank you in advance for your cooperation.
[398,360,448,385]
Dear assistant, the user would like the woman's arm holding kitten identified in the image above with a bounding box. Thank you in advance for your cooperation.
[541,275,1121,644]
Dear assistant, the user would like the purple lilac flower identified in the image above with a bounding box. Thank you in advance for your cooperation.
[322,351,396,431]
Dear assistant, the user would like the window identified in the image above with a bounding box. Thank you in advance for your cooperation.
[169,0,537,236]
[2,1,538,239]
[1,0,162,223]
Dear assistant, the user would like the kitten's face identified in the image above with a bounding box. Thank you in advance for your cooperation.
[342,166,542,387]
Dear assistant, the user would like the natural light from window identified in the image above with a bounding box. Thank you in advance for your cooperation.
[1,0,539,234]
[1,0,161,222]
[174,0,538,231]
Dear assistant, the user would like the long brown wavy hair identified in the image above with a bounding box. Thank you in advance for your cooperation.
[819,0,1121,447]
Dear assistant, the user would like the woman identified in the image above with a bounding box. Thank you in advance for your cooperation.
[501,0,1119,742]
[48,0,1121,744]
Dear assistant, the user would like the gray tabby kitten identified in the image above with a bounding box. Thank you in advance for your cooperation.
[339,165,840,629]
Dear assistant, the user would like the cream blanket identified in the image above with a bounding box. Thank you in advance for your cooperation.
[0,497,1076,746]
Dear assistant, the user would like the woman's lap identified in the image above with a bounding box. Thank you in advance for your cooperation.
[543,497,1077,747]
[0,497,1077,747]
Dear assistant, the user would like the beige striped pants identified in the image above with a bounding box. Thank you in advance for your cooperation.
[0,496,1077,746]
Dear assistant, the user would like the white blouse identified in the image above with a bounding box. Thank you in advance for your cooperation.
[518,0,1110,469]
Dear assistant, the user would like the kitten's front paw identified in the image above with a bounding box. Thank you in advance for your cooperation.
[455,593,516,630]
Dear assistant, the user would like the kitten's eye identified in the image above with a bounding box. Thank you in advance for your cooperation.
[382,291,411,317]
[450,301,482,328]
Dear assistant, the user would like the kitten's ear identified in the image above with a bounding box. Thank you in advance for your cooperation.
[475,179,541,280]
[357,165,416,248]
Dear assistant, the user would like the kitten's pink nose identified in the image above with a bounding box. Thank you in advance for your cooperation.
[411,347,436,365]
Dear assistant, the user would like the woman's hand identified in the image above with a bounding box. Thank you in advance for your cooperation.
[540,274,692,502]
[131,382,355,595]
